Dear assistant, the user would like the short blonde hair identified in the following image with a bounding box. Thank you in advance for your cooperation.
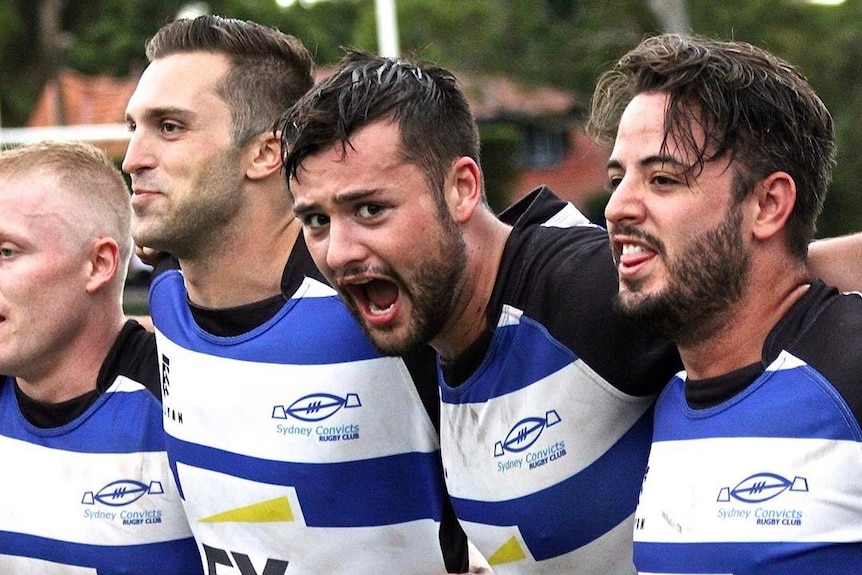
[0,141,133,282]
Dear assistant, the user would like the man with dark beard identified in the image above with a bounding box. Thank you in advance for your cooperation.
[591,34,862,573]
[280,49,682,575]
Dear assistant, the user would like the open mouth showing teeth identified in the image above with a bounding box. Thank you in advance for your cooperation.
[346,278,399,318]
[614,240,657,277]
[621,244,646,256]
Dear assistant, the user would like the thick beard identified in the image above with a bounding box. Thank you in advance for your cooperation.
[614,204,749,347]
[347,213,467,357]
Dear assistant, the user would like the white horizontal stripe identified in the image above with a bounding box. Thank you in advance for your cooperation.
[0,436,188,545]
[636,437,862,543]
[442,358,653,500]
[158,334,439,462]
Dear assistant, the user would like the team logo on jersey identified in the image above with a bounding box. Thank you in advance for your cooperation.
[494,410,567,473]
[82,479,165,507]
[81,479,167,525]
[495,410,561,456]
[272,392,361,422]
[714,472,807,527]
[717,472,809,504]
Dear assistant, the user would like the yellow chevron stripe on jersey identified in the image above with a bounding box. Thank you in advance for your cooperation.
[488,536,527,565]
[200,496,294,523]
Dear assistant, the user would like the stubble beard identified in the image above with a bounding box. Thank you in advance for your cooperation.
[614,204,750,347]
[131,147,244,258]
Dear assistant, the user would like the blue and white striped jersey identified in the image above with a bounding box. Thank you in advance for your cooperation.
[633,281,862,574]
[150,243,462,574]
[0,321,201,574]
[439,187,680,574]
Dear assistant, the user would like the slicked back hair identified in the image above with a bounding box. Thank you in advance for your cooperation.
[279,49,483,206]
[587,34,835,259]
[146,15,314,147]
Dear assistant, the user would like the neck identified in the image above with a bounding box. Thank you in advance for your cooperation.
[679,262,809,380]
[16,309,125,404]
[181,212,302,309]
[432,209,512,362]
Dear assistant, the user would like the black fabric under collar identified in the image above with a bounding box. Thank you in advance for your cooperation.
[13,320,157,428]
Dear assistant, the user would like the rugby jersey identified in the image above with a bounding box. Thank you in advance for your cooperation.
[150,243,460,574]
[0,321,201,574]
[439,187,680,574]
[633,281,862,574]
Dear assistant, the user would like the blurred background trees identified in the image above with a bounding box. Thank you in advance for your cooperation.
[1,0,860,236]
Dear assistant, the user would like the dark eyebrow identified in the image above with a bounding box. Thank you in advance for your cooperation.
[125,106,195,124]
[292,189,380,220]
[291,201,317,220]
[607,154,688,172]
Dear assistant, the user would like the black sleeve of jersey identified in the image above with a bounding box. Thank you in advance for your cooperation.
[783,286,862,427]
[97,320,161,400]
[401,345,442,432]
[509,226,680,397]
[400,347,470,571]
[547,234,679,396]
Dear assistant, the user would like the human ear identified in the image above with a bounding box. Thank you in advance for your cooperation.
[752,171,796,242]
[246,131,283,181]
[86,238,120,293]
[445,156,483,223]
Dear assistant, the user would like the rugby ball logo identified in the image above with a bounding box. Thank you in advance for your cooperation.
[272,392,362,422]
[82,480,165,507]
[717,472,809,503]
[494,410,561,456]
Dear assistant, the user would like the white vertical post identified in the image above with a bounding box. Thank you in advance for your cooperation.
[374,0,400,57]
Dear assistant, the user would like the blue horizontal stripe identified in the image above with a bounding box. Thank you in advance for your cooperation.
[635,539,862,573]
[451,408,652,560]
[0,531,201,574]
[150,271,382,364]
[167,435,447,527]
[0,382,166,454]
[441,314,576,404]
[657,367,862,442]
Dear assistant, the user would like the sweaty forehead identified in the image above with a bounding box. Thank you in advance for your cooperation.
[614,92,707,165]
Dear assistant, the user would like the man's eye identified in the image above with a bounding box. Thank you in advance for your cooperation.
[652,173,681,187]
[161,121,181,134]
[0,247,17,258]
[357,204,382,218]
[306,214,329,229]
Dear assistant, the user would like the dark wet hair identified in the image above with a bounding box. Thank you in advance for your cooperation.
[278,49,482,200]
[587,33,835,258]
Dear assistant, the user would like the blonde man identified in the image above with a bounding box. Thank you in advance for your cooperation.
[0,141,200,573]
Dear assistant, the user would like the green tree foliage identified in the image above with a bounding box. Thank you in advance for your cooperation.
[478,122,521,213]
[0,1,50,126]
